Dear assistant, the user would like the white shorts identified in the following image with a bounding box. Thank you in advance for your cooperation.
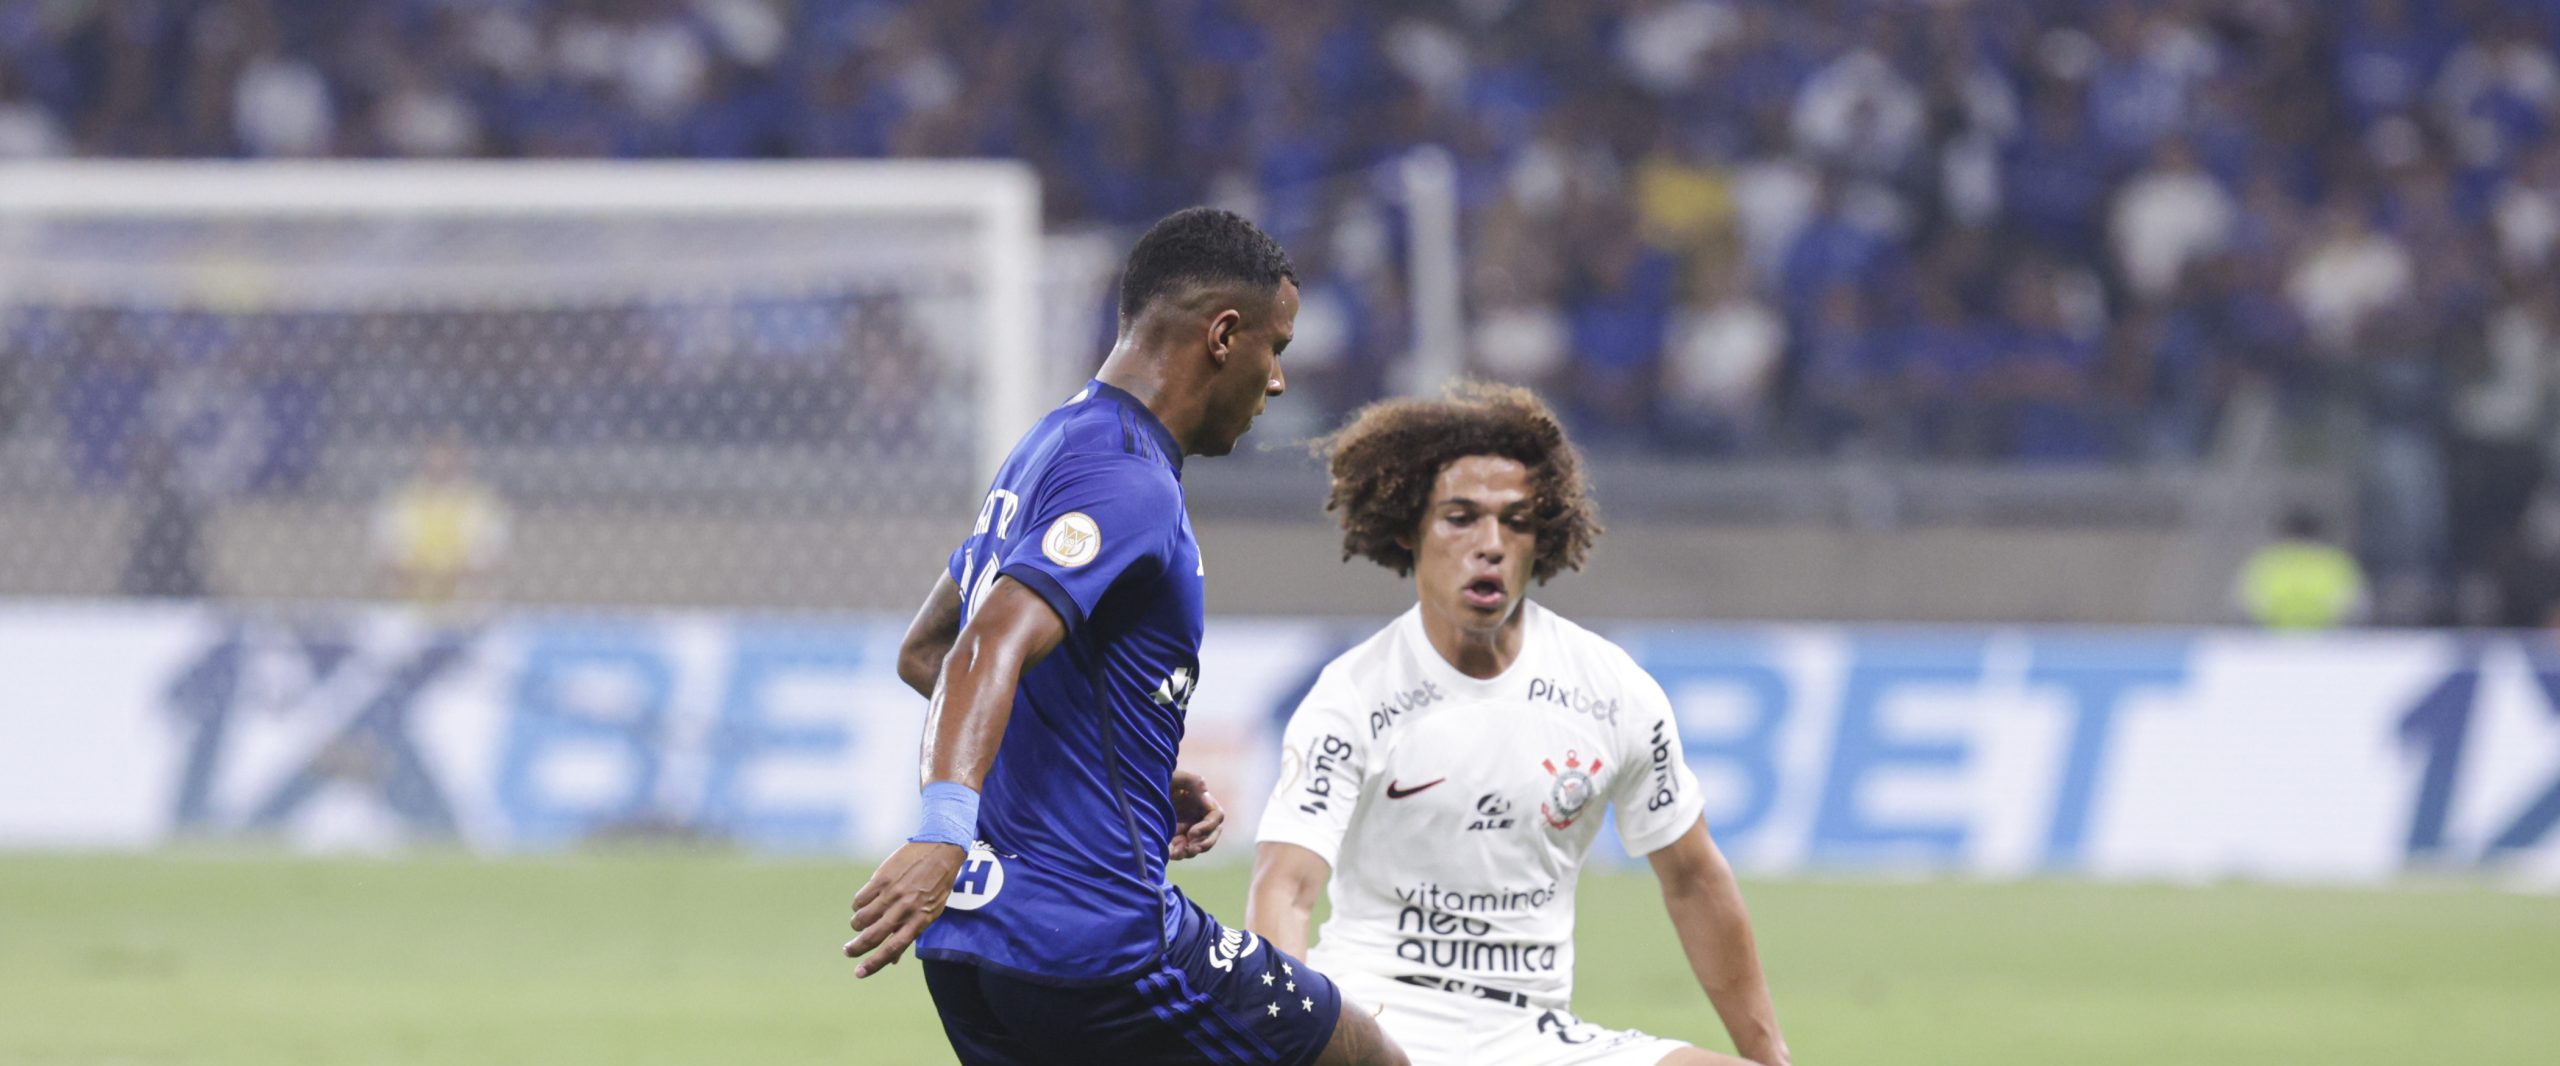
[1331,969,1692,1066]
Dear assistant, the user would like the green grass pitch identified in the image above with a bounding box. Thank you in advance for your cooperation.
[2,851,2554,1064]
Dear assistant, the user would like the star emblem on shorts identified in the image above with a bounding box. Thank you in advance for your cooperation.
[1261,973,1274,986]
[1266,1002,1280,1017]
[1283,963,1294,976]
[1301,997,1314,1012]
[1285,980,1296,992]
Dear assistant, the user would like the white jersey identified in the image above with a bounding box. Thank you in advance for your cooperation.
[1256,601,1705,1010]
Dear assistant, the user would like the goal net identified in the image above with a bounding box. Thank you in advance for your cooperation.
[0,161,1041,612]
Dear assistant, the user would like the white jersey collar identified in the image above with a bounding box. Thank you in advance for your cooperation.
[1399,599,1546,696]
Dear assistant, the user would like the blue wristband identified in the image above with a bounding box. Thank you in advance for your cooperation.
[909,781,980,849]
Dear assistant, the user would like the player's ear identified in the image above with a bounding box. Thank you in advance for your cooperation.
[1205,308,1243,367]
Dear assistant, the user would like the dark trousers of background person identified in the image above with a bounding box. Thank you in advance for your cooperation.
[2359,425,2451,627]
[2446,431,2545,624]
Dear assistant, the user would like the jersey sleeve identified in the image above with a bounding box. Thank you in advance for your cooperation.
[994,454,1179,637]
[1610,665,1707,857]
[1254,670,1369,868]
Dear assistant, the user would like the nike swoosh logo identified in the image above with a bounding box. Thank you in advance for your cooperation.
[1384,778,1445,799]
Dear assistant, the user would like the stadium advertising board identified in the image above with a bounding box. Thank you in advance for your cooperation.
[2,603,2554,889]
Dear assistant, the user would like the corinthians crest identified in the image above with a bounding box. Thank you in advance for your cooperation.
[1539,750,1604,829]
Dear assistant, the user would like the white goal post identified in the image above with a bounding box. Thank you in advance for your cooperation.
[0,160,1045,609]
[0,160,1044,483]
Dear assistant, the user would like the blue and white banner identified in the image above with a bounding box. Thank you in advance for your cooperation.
[1,602,2555,889]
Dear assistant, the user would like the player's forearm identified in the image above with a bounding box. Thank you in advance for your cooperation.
[918,628,1025,790]
[1663,872,1788,1064]
[1245,844,1327,958]
[897,574,965,698]
[1244,875,1317,957]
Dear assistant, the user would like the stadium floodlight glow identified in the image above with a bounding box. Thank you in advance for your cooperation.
[0,160,1043,483]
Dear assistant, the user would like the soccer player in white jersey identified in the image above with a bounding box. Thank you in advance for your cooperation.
[1246,384,1790,1066]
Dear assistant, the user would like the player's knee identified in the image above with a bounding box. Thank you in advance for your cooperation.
[1356,1010,1411,1066]
[1364,1026,1410,1066]
[1352,1017,1411,1066]
[1657,1049,1759,1066]
[1318,999,1409,1066]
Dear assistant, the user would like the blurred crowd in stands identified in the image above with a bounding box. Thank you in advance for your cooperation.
[7,0,2560,624]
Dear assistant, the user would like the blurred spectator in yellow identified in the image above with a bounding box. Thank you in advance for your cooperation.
[371,430,508,607]
[2234,507,2368,630]
[1634,128,1735,265]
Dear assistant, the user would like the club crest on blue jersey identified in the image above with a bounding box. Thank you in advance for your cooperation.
[1041,512,1101,567]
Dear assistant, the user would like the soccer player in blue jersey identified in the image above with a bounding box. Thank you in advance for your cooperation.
[845,208,1410,1066]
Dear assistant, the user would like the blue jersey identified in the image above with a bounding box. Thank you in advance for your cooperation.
[917,380,1206,985]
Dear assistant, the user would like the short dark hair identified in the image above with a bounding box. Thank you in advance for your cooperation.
[1317,382,1602,583]
[1117,207,1296,322]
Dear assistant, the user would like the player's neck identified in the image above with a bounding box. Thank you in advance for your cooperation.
[1095,343,1207,456]
[1417,600,1526,680]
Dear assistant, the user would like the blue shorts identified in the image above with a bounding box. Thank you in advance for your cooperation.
[923,893,1343,1066]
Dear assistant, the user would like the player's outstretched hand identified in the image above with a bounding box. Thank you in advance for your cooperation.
[1168,769,1225,861]
[845,841,966,978]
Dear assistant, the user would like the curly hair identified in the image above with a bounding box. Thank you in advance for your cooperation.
[1315,382,1602,583]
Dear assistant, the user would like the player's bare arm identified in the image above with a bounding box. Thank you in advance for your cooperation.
[1256,837,1412,1066]
[1245,814,1412,1066]
[1649,818,1791,1066]
[846,575,1063,978]
[1245,840,1331,957]
[895,572,964,698]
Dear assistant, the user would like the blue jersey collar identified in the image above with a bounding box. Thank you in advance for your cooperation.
[1087,379,1185,474]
